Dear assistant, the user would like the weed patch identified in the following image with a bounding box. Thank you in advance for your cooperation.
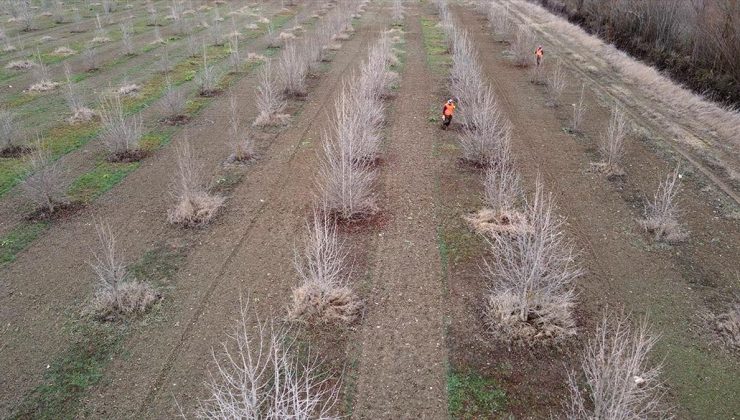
[421,17,451,75]
[67,161,140,203]
[448,370,507,418]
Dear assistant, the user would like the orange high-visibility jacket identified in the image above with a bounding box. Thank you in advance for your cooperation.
[535,47,544,57]
[443,103,456,116]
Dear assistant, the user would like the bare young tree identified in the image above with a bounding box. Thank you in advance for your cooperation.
[64,64,96,123]
[82,45,100,71]
[194,299,340,418]
[289,209,361,323]
[392,0,404,24]
[197,46,219,96]
[566,312,669,419]
[21,144,67,214]
[87,221,160,321]
[228,34,241,73]
[509,25,535,67]
[571,83,587,132]
[278,42,308,97]
[227,94,255,162]
[318,84,377,221]
[0,110,22,153]
[484,177,582,345]
[465,163,527,237]
[160,78,187,124]
[99,93,143,161]
[594,106,628,177]
[546,59,567,106]
[29,50,58,92]
[458,88,512,168]
[120,21,135,55]
[488,2,512,39]
[253,61,289,127]
[640,167,687,243]
[167,138,224,227]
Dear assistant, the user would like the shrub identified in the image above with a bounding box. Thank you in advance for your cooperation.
[196,47,219,96]
[160,79,187,123]
[227,94,255,162]
[52,46,76,56]
[228,35,241,72]
[593,106,628,177]
[64,65,96,124]
[465,164,528,237]
[99,93,143,161]
[392,0,404,23]
[194,300,340,418]
[570,83,587,132]
[0,110,21,152]
[288,209,362,324]
[483,178,581,345]
[29,50,58,92]
[458,88,512,167]
[278,42,308,97]
[546,59,567,106]
[253,61,289,127]
[21,145,67,214]
[640,167,687,243]
[566,312,669,419]
[86,222,160,321]
[82,45,99,71]
[120,22,135,55]
[167,138,224,227]
[487,2,513,38]
[319,84,377,221]
[509,26,535,67]
[5,60,36,70]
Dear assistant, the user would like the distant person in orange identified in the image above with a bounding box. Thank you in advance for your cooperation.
[442,98,456,129]
[535,45,544,66]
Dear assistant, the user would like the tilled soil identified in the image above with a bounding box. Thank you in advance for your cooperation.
[350,5,448,418]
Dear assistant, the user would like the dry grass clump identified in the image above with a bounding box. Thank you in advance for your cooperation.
[483,179,582,345]
[52,46,77,56]
[246,52,266,62]
[466,165,527,236]
[28,50,58,92]
[117,83,140,96]
[194,300,340,419]
[591,106,628,177]
[167,139,224,227]
[28,80,60,92]
[21,145,68,215]
[709,305,740,353]
[90,35,111,44]
[640,167,687,243]
[566,312,669,419]
[5,60,36,70]
[99,93,143,162]
[253,61,289,127]
[288,210,362,324]
[86,222,161,321]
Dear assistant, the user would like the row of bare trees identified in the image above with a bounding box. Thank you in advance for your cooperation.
[439,1,672,417]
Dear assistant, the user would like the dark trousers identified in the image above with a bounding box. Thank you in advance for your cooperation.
[443,115,452,128]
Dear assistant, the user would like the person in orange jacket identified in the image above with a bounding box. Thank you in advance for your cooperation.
[535,45,544,66]
[442,98,456,129]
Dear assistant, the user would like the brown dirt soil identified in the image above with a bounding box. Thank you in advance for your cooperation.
[350,5,448,418]
[448,5,740,418]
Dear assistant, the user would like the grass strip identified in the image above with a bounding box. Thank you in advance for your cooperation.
[420,16,451,75]
[0,221,49,267]
[448,370,507,419]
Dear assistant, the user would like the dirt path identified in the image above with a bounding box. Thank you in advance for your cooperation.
[351,5,448,418]
[77,10,388,418]
[454,6,740,418]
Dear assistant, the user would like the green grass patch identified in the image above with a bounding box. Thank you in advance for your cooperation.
[420,17,451,75]
[67,161,140,203]
[0,158,29,196]
[140,129,176,151]
[10,320,125,420]
[448,370,507,419]
[43,121,101,156]
[0,221,49,267]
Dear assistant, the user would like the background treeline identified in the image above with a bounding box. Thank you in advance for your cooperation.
[533,0,739,107]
